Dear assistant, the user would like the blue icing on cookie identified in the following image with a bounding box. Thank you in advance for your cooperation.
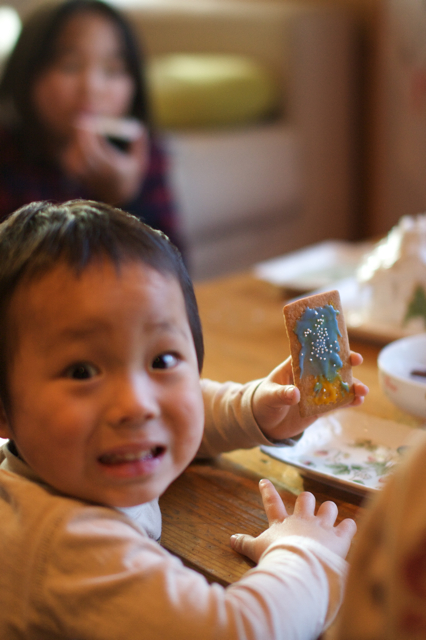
[295,305,343,382]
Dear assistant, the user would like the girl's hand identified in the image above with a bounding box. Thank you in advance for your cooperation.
[61,120,149,205]
[230,479,356,564]
[252,352,369,442]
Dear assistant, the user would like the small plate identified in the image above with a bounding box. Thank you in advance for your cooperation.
[261,409,416,496]
[254,240,373,292]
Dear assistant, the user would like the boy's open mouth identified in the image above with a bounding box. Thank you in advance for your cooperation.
[98,446,165,465]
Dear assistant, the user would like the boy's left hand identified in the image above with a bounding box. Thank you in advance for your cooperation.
[252,352,368,442]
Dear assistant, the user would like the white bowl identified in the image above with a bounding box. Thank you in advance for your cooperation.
[378,334,426,418]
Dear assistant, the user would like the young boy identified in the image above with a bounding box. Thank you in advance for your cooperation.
[0,200,366,639]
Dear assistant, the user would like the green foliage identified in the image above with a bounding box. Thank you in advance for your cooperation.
[404,285,426,326]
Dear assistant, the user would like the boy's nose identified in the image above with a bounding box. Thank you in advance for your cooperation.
[108,374,160,428]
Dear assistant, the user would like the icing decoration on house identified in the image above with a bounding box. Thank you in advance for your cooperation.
[357,214,426,329]
[295,304,349,405]
[404,284,426,326]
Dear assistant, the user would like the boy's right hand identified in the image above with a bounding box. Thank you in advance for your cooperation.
[252,353,369,443]
[230,479,356,564]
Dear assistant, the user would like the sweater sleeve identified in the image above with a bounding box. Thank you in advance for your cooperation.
[33,506,347,640]
[198,378,277,458]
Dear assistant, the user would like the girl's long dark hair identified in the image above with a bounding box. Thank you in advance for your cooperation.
[0,0,149,151]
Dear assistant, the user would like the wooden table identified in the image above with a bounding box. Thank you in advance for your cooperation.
[159,272,421,586]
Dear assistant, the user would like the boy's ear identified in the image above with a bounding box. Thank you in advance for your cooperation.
[0,401,12,439]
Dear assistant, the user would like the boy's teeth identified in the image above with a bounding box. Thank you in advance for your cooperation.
[100,448,155,464]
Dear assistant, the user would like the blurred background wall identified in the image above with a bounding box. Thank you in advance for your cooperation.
[0,0,412,277]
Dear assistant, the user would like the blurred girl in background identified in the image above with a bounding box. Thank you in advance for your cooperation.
[0,0,181,248]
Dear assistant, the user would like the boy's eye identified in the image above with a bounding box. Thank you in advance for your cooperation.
[65,363,99,380]
[151,353,179,370]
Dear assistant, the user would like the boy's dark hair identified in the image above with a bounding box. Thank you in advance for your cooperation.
[0,0,149,147]
[0,200,204,409]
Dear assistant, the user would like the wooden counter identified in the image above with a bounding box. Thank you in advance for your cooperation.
[160,272,421,585]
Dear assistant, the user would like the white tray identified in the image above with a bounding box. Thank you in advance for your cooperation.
[261,409,416,496]
[254,240,373,292]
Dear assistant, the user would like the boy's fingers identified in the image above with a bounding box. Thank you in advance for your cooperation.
[259,479,288,524]
[349,351,363,366]
[335,517,357,538]
[279,384,300,405]
[353,380,369,396]
[349,380,369,407]
[263,382,300,407]
[268,357,293,384]
[229,533,256,561]
[293,491,316,516]
[316,500,338,525]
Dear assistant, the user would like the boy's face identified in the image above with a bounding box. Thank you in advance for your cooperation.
[0,259,204,507]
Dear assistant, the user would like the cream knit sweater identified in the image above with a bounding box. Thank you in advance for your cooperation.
[0,378,347,640]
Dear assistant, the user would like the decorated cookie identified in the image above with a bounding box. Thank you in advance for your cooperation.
[283,290,354,417]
